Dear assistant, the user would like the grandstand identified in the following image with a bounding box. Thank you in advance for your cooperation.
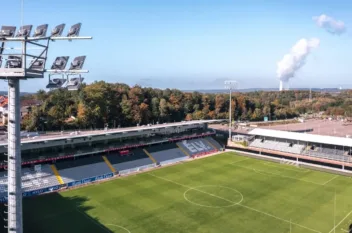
[0,120,224,202]
[231,128,352,170]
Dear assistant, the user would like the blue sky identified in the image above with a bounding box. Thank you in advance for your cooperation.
[2,0,352,92]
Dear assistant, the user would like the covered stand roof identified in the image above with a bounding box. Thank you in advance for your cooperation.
[249,128,352,147]
[0,119,225,146]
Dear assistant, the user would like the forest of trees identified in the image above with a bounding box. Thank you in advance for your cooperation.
[20,81,352,131]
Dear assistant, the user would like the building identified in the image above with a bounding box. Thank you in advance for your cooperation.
[0,96,42,125]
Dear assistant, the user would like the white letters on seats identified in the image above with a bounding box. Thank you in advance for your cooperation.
[183,141,197,153]
[183,140,211,153]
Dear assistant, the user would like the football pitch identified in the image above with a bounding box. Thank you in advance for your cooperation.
[23,152,352,233]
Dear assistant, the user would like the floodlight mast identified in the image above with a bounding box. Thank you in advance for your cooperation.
[0,24,92,233]
[224,81,238,142]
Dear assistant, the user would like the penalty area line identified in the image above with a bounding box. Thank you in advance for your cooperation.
[262,162,309,173]
[230,158,250,164]
[237,204,321,233]
[328,210,352,233]
[148,173,321,233]
[322,175,338,185]
[231,163,323,186]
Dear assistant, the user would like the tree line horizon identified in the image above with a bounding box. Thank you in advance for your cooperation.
[20,81,352,131]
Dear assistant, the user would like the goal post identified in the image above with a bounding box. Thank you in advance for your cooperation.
[280,158,299,167]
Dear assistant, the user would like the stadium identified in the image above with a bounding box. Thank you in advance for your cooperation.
[1,2,352,233]
[0,118,350,232]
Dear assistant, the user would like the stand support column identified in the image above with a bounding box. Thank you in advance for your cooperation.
[7,79,22,233]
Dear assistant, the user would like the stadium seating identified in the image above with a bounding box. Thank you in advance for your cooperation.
[206,137,223,150]
[107,149,155,172]
[0,175,7,200]
[250,138,351,163]
[150,148,188,163]
[55,155,105,170]
[21,166,60,192]
[250,139,305,154]
[145,143,178,153]
[59,162,112,183]
[302,147,350,162]
[176,138,214,156]
[0,135,222,202]
[0,164,60,199]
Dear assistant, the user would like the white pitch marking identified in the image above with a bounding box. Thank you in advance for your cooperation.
[148,173,321,233]
[328,210,352,233]
[149,173,242,207]
[237,203,321,233]
[148,173,190,189]
[231,158,250,164]
[106,224,131,233]
[262,162,309,173]
[75,208,112,233]
[183,185,243,208]
[232,163,323,186]
[322,175,338,186]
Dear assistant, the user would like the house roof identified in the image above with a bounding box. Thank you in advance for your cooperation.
[248,128,352,147]
[20,99,42,107]
[0,99,8,108]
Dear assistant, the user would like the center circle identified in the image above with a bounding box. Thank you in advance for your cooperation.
[183,185,243,208]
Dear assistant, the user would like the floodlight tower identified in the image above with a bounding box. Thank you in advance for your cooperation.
[0,23,92,233]
[224,80,238,142]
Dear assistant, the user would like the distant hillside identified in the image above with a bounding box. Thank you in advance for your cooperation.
[0,91,32,97]
[184,88,345,94]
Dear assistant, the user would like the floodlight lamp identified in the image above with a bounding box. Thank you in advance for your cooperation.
[67,23,81,37]
[33,24,48,37]
[67,76,84,91]
[51,56,69,70]
[69,56,86,70]
[46,78,66,89]
[0,26,16,38]
[6,56,22,68]
[16,25,32,37]
[51,24,65,37]
[30,59,45,70]
[224,80,238,90]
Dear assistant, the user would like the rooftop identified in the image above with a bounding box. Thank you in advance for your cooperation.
[0,119,225,146]
[249,128,352,147]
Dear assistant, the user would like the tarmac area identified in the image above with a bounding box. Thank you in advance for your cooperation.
[210,119,352,138]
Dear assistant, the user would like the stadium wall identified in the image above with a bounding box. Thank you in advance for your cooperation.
[226,148,352,176]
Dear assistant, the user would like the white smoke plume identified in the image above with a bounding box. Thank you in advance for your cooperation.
[277,38,320,82]
[313,14,346,35]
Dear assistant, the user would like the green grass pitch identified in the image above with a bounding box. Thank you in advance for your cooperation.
[22,152,352,233]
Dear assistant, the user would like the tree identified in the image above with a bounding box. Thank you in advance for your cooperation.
[185,113,192,121]
[215,95,225,114]
[139,103,151,124]
[159,98,169,122]
[151,97,160,121]
[22,82,344,131]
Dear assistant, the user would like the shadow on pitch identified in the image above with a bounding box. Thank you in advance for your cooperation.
[17,192,114,233]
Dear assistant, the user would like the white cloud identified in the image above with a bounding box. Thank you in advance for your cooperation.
[277,38,320,82]
[313,14,346,35]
